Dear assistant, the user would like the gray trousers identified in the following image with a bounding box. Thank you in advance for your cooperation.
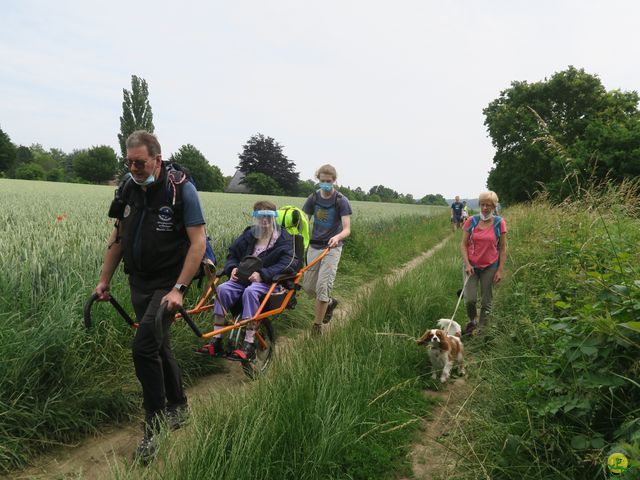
[463,266,497,328]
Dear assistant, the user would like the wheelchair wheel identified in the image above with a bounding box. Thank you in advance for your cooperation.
[241,318,275,379]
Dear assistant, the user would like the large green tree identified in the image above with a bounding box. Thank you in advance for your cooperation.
[169,144,224,192]
[118,75,154,160]
[29,144,57,172]
[72,145,118,183]
[237,134,299,195]
[369,185,399,202]
[420,193,448,206]
[29,144,66,182]
[241,172,283,195]
[297,179,318,197]
[0,126,16,176]
[15,146,33,167]
[15,163,46,181]
[484,66,640,203]
[49,148,70,181]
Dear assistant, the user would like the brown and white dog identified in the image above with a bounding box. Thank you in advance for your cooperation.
[416,319,465,383]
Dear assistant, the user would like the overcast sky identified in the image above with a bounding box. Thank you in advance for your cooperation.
[2,0,640,199]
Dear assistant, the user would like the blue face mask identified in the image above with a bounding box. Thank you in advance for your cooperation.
[132,174,155,186]
[319,182,333,192]
[131,163,157,186]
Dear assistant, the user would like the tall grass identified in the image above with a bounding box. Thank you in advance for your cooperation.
[114,227,468,479]
[444,182,640,479]
[0,179,448,472]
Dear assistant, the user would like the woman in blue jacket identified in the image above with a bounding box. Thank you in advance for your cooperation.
[198,200,298,360]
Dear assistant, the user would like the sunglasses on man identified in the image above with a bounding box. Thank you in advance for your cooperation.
[126,159,150,169]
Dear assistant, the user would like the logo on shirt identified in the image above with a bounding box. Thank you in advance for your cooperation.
[158,206,173,222]
[156,206,174,232]
[314,205,335,228]
[123,205,131,218]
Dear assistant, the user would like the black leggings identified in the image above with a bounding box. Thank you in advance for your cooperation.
[130,286,187,420]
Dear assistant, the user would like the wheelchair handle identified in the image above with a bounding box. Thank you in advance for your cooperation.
[84,292,136,329]
[156,302,203,338]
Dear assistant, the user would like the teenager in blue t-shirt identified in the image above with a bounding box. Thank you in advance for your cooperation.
[301,164,352,335]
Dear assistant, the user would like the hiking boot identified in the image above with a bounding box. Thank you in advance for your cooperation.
[195,336,225,357]
[462,319,478,337]
[311,323,322,337]
[134,434,157,464]
[229,341,256,362]
[323,298,339,324]
[165,403,189,430]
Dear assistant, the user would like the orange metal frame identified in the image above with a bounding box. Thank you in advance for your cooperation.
[176,247,330,344]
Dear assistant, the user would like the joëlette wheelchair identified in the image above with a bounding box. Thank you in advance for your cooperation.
[84,234,329,378]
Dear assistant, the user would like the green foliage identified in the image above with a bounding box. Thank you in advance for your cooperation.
[0,126,17,175]
[369,184,398,201]
[420,193,448,206]
[29,143,57,172]
[296,178,317,197]
[14,162,45,180]
[450,187,640,479]
[241,171,283,195]
[338,185,368,201]
[169,144,224,192]
[45,168,64,182]
[117,75,154,160]
[484,66,640,204]
[15,145,33,166]
[237,133,299,195]
[72,145,118,183]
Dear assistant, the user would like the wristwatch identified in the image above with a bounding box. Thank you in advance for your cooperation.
[173,283,187,294]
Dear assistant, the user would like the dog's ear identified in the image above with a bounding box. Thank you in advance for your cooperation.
[416,331,428,345]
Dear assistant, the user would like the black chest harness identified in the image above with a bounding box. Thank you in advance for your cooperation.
[109,167,189,281]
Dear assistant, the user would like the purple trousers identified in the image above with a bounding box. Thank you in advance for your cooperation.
[214,280,272,319]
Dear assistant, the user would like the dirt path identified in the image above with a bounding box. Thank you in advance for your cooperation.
[4,237,451,480]
[399,347,489,479]
[399,378,479,480]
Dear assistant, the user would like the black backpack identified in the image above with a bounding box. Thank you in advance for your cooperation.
[306,190,344,218]
[108,161,192,218]
[107,162,217,270]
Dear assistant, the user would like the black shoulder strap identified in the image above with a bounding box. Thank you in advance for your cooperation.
[334,191,343,216]
[119,175,135,204]
[310,190,343,216]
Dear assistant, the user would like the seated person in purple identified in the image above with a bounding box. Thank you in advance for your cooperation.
[197,200,298,360]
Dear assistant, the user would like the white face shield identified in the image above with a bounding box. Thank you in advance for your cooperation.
[250,210,280,239]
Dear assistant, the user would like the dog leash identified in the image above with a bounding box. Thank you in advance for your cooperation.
[450,273,471,321]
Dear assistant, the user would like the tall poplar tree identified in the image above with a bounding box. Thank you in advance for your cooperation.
[118,75,154,159]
